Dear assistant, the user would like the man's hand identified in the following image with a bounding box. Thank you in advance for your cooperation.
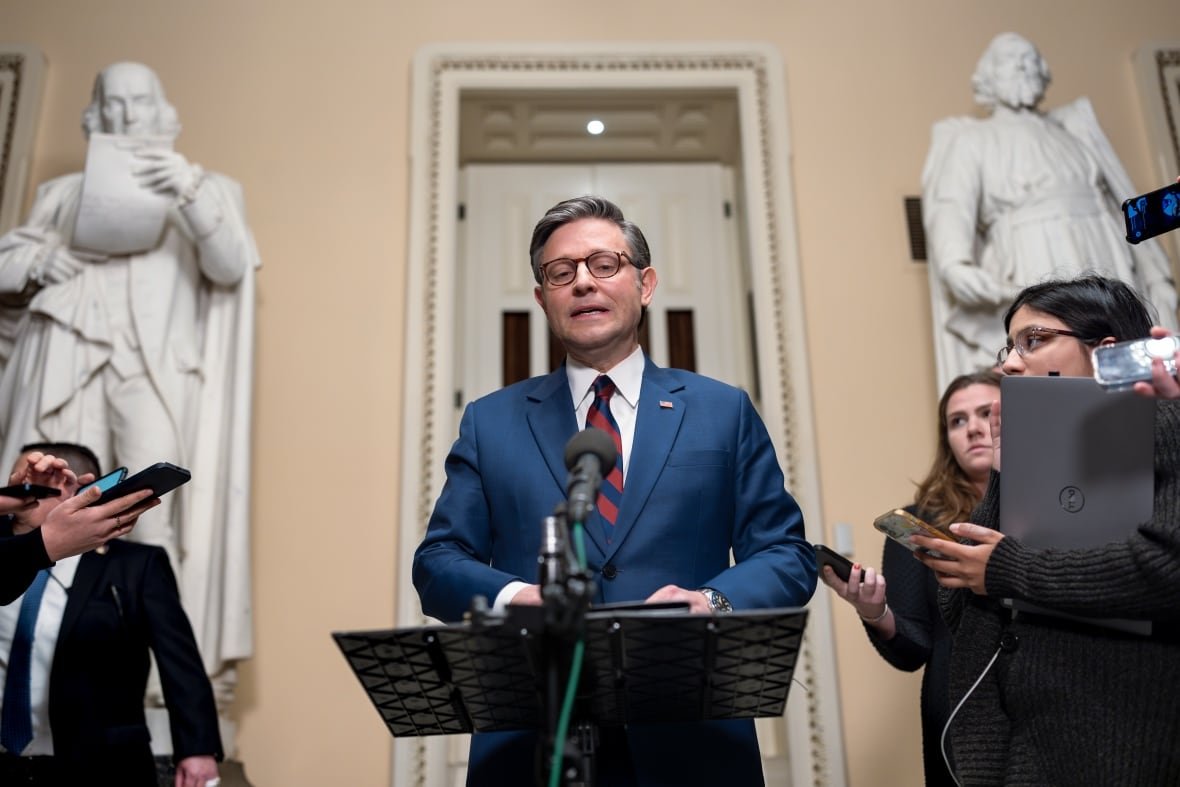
[173,754,218,787]
[645,585,712,614]
[10,451,79,492]
[508,584,543,606]
[135,149,200,199]
[912,523,1003,595]
[39,485,160,561]
[0,494,39,517]
[37,246,96,285]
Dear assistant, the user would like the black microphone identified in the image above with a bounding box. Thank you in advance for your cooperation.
[564,428,617,525]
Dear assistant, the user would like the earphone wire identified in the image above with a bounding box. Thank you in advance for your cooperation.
[940,642,1003,787]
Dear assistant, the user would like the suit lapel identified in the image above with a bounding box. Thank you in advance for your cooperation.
[603,361,685,562]
[56,549,107,650]
[525,366,581,494]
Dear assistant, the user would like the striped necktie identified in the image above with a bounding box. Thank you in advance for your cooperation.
[1,569,50,754]
[586,375,624,533]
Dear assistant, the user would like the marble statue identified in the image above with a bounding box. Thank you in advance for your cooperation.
[0,62,257,722]
[922,32,1178,391]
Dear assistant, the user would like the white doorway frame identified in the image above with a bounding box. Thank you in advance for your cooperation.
[397,42,846,786]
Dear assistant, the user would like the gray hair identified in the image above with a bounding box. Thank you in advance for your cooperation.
[81,62,181,138]
[528,196,652,284]
[971,32,1051,110]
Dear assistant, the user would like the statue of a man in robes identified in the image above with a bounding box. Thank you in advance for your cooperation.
[922,32,1177,390]
[0,61,257,740]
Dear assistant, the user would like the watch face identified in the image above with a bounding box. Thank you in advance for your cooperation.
[703,588,732,612]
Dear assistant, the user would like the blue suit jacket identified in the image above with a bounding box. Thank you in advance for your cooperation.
[413,359,817,785]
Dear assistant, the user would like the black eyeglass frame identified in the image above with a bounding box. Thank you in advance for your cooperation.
[539,250,633,287]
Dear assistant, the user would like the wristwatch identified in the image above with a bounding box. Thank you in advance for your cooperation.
[698,587,733,613]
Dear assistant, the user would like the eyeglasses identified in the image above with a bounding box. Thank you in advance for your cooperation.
[539,251,632,287]
[996,326,1084,364]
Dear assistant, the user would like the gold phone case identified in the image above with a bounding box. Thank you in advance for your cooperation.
[873,508,954,557]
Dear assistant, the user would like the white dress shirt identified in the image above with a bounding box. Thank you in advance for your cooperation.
[0,554,82,755]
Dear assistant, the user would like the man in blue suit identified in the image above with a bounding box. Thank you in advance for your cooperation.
[413,196,816,786]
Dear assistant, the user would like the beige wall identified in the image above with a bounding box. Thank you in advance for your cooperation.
[1,1,1177,784]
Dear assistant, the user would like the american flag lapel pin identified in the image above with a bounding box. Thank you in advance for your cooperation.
[659,400,674,409]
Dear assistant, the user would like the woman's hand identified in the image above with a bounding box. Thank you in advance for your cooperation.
[912,523,1003,595]
[820,562,893,634]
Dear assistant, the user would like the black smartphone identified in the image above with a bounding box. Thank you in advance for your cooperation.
[1122,181,1180,244]
[75,466,128,497]
[0,482,61,499]
[814,544,863,584]
[89,462,190,507]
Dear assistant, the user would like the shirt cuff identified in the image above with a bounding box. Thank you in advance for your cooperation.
[494,581,530,611]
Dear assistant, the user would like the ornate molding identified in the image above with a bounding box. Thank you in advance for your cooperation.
[399,43,843,787]
[0,46,47,234]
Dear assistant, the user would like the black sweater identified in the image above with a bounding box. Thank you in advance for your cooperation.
[867,506,955,787]
[940,401,1180,786]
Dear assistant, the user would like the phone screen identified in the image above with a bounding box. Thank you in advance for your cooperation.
[76,466,128,497]
[1123,182,1180,244]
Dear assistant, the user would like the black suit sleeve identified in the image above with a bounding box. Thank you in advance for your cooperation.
[142,547,224,762]
[0,526,53,605]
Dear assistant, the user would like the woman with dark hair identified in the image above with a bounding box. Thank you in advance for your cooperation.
[822,369,1001,786]
[916,275,1180,784]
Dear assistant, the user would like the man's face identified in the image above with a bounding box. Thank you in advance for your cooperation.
[991,38,1046,109]
[533,218,657,371]
[99,63,162,136]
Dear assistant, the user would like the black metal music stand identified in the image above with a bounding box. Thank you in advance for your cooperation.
[333,605,808,783]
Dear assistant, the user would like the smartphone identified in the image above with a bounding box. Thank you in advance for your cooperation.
[75,466,128,497]
[1092,335,1180,390]
[0,482,61,499]
[89,462,190,507]
[873,508,955,558]
[1122,181,1180,244]
[814,544,863,584]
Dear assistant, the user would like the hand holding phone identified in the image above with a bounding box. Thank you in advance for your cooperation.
[89,462,190,507]
[1093,335,1180,390]
[814,544,863,584]
[873,508,955,558]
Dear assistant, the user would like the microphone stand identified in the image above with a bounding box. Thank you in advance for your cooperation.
[538,502,596,787]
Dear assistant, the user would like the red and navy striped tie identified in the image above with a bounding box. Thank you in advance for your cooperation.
[586,375,624,533]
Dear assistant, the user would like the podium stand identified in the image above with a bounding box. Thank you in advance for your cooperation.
[334,605,808,746]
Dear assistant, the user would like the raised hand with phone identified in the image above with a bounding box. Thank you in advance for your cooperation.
[4,446,163,554]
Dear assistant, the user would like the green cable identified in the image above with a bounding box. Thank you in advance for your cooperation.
[547,520,589,787]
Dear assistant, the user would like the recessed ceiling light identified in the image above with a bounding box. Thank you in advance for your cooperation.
[586,119,605,135]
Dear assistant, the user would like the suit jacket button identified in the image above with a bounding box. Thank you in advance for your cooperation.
[601,564,617,580]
